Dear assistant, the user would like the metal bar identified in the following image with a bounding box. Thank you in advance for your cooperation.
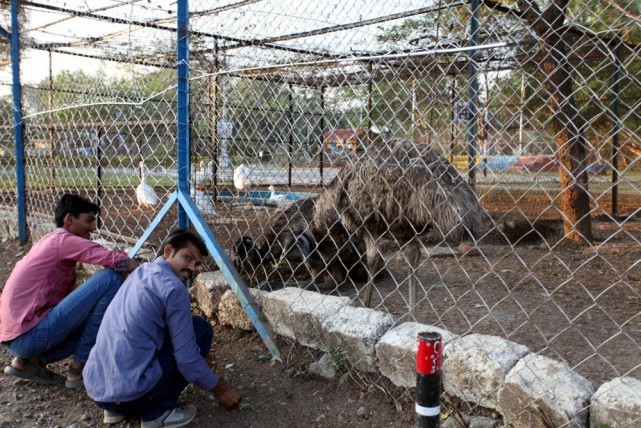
[415,332,442,428]
[11,0,27,244]
[128,192,179,258]
[318,87,325,185]
[610,38,621,218]
[466,0,480,189]
[96,127,105,229]
[176,190,281,360]
[211,40,219,193]
[243,3,465,45]
[47,50,56,189]
[176,0,189,229]
[23,1,336,59]
[287,84,293,187]
[0,26,10,41]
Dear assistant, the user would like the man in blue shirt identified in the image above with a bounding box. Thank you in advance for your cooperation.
[84,229,241,427]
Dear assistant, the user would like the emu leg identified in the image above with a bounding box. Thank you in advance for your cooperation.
[405,240,421,320]
[363,235,383,308]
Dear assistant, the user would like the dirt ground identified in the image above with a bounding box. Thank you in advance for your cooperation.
[4,182,640,426]
[0,240,418,428]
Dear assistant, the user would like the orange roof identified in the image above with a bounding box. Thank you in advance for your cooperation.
[323,128,368,140]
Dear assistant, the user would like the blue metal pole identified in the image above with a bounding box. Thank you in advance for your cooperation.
[11,0,27,244]
[466,0,480,189]
[176,0,190,229]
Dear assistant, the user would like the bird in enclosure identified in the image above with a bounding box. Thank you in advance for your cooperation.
[135,160,160,213]
[193,159,213,190]
[313,139,491,318]
[233,164,252,198]
[268,184,287,205]
[190,187,217,217]
[233,196,379,291]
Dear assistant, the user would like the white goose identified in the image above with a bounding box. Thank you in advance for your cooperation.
[193,159,213,190]
[233,164,252,198]
[136,160,160,211]
[191,187,217,216]
[268,184,287,205]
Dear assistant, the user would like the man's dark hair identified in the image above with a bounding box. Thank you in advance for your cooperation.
[54,194,99,227]
[158,228,209,258]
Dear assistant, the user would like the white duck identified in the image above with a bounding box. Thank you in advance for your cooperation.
[268,184,287,205]
[136,160,160,211]
[191,187,217,216]
[233,164,252,198]
[193,159,213,190]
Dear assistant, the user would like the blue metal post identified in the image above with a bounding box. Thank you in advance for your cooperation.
[176,0,190,229]
[466,0,480,188]
[11,0,27,244]
[129,0,280,360]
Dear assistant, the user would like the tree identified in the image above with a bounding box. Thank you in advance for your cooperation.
[517,0,593,243]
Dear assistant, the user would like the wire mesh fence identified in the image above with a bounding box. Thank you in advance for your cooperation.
[1,0,640,424]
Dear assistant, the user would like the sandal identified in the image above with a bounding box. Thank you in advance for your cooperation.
[3,359,63,385]
[65,365,84,389]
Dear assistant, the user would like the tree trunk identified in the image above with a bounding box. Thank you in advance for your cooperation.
[519,0,593,243]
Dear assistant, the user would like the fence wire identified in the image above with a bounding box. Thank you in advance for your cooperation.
[1,0,640,425]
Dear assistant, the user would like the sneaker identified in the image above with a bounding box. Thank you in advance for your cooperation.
[141,404,197,428]
[104,409,125,424]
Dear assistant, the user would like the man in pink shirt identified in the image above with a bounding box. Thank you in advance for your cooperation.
[0,194,139,387]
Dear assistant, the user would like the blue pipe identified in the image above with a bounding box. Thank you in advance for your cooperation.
[176,0,190,229]
[11,0,27,244]
[0,26,10,41]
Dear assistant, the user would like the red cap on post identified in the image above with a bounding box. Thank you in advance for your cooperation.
[416,331,442,375]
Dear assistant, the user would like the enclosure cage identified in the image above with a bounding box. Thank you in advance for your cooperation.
[0,0,640,423]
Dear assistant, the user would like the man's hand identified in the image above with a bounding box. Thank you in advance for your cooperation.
[127,258,141,273]
[212,381,242,410]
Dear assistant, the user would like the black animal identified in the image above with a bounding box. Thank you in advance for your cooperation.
[233,196,379,291]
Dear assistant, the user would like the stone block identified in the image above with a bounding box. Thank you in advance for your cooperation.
[320,306,394,372]
[443,334,529,410]
[375,322,456,387]
[257,287,350,349]
[191,271,231,319]
[218,288,266,331]
[591,377,641,428]
[498,354,594,428]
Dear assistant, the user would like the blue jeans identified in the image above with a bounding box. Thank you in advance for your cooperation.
[95,316,213,422]
[8,269,125,364]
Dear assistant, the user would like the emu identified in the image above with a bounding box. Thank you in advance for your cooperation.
[233,197,378,291]
[313,139,490,317]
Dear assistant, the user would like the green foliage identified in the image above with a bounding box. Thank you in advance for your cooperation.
[238,402,253,411]
[328,347,352,373]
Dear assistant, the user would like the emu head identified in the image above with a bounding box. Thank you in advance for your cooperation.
[232,236,269,274]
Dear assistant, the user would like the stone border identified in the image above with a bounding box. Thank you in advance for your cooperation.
[193,271,641,428]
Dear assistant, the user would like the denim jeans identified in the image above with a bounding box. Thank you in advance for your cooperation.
[8,269,124,364]
[95,316,214,422]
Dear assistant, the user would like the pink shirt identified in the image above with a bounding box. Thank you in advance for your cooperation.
[0,228,129,342]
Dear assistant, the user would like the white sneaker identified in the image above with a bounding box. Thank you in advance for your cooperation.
[103,409,125,424]
[140,404,197,428]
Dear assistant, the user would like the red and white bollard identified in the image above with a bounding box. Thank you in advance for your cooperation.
[416,331,442,428]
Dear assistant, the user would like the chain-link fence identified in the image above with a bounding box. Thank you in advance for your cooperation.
[1,0,640,424]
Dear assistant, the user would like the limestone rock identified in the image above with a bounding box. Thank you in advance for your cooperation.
[591,377,641,428]
[375,322,456,387]
[443,334,529,410]
[256,287,350,349]
[191,271,231,319]
[320,306,394,372]
[217,288,265,331]
[497,354,594,428]
[309,353,337,381]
